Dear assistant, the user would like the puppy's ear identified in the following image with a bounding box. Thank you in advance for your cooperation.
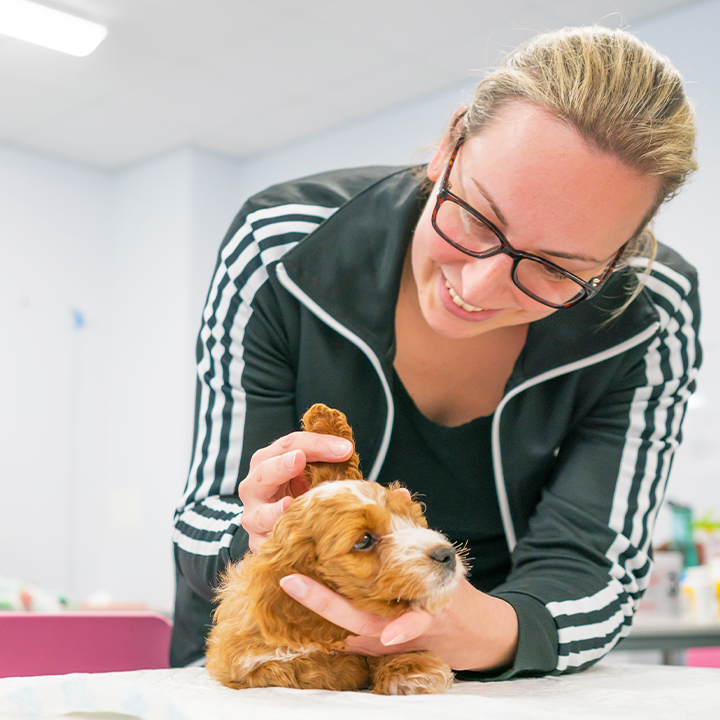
[301,403,362,486]
[246,531,349,649]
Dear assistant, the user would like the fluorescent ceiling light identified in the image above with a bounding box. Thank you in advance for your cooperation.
[0,0,107,57]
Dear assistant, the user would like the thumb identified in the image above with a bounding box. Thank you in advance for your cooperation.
[380,610,433,647]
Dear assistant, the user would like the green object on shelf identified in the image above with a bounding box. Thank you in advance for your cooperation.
[691,512,720,533]
[669,501,698,568]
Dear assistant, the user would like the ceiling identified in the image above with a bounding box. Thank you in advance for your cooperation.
[0,0,701,169]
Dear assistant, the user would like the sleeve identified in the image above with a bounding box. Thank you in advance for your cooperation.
[489,259,702,678]
[171,199,330,658]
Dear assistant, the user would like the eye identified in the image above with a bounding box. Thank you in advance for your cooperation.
[353,533,375,550]
[454,205,497,246]
[536,262,571,282]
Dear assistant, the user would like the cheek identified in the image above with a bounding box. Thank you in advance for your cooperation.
[412,219,466,278]
[508,290,558,316]
[321,554,381,593]
[427,229,461,263]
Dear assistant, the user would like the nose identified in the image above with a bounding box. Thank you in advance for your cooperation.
[461,252,517,305]
[429,545,456,573]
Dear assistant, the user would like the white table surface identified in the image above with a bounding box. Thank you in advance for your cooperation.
[0,662,718,720]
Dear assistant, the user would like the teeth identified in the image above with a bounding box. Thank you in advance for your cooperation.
[445,280,483,312]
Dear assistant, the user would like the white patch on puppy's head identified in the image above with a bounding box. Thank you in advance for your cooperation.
[308,479,377,506]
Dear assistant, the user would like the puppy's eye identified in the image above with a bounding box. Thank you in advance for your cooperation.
[353,533,375,550]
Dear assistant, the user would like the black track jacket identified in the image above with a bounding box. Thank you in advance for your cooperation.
[172,165,701,677]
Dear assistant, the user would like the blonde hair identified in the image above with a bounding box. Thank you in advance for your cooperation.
[451,26,697,306]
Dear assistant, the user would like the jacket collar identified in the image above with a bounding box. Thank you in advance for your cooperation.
[511,274,660,386]
[281,167,660,383]
[281,167,425,367]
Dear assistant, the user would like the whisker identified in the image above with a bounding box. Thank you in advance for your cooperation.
[452,540,474,570]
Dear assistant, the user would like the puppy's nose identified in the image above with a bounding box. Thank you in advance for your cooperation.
[429,545,456,572]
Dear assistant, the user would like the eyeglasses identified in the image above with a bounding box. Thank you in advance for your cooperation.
[431,139,627,309]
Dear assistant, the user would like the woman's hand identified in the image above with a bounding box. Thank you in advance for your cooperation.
[279,574,519,672]
[238,433,354,552]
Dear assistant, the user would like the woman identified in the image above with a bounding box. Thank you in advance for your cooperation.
[171,26,701,677]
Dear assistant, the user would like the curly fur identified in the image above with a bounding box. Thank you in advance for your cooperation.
[205,404,463,694]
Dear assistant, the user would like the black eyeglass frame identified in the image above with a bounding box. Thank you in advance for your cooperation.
[431,138,627,309]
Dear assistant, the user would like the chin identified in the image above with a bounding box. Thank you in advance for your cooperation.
[205,404,466,695]
[421,298,506,339]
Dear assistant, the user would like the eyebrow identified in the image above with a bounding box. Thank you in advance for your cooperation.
[470,178,604,265]
[472,178,509,228]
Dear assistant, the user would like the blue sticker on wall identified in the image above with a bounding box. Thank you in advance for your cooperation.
[72,309,86,330]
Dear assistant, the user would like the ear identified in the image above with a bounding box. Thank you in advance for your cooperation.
[253,571,313,643]
[248,551,349,649]
[427,144,449,183]
[301,403,362,485]
[243,533,313,642]
[427,106,468,182]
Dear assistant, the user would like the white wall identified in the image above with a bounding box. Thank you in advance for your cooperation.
[0,145,110,597]
[93,149,244,609]
[1,0,718,610]
[0,145,244,609]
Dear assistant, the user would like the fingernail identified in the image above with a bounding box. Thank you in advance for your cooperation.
[382,632,406,647]
[285,450,297,470]
[331,440,352,457]
[280,575,308,599]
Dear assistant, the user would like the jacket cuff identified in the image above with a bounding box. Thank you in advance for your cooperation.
[455,591,558,681]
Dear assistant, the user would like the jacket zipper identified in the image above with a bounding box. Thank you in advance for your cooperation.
[276,263,395,483]
[278,261,660,554]
[492,321,659,551]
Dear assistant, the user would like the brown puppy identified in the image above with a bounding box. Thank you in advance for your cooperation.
[205,404,463,694]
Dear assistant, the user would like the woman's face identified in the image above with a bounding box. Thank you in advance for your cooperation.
[409,101,659,340]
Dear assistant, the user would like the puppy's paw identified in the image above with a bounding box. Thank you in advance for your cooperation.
[369,652,454,695]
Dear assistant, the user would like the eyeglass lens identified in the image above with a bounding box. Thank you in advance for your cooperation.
[435,198,586,306]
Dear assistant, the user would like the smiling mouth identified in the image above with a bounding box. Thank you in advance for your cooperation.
[445,280,484,312]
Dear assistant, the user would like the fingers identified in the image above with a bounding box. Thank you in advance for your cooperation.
[240,492,293,551]
[249,495,292,536]
[239,449,304,551]
[279,575,388,638]
[379,610,433,646]
[239,450,302,525]
[239,431,354,552]
[241,433,354,503]
[244,433,354,505]
[241,448,306,503]
[280,574,433,651]
[250,432,354,471]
